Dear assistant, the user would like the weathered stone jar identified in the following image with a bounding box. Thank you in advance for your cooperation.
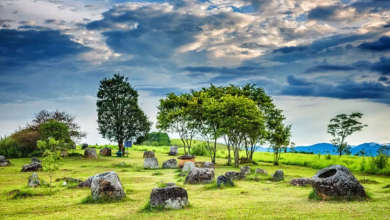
[311,165,366,199]
[177,155,195,168]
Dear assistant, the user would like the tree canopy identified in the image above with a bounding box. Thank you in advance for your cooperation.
[327,112,367,156]
[97,74,152,152]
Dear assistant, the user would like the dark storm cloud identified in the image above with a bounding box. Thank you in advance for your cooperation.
[378,76,389,82]
[281,78,390,103]
[287,75,312,86]
[358,36,390,51]
[307,5,341,21]
[370,57,390,75]
[308,0,390,22]
[45,19,66,25]
[305,64,356,73]
[86,5,247,58]
[0,29,90,71]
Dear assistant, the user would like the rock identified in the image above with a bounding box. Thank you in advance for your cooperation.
[21,162,42,172]
[289,178,312,186]
[177,155,196,168]
[78,176,94,188]
[82,143,88,149]
[311,165,366,199]
[240,157,251,164]
[240,166,250,175]
[162,159,177,169]
[28,173,40,188]
[56,177,83,184]
[84,148,98,159]
[150,186,188,209]
[225,171,245,180]
[62,182,67,186]
[217,175,234,188]
[181,162,195,172]
[99,147,112,156]
[272,170,284,181]
[91,171,125,201]
[204,162,214,169]
[143,151,155,158]
[169,146,178,156]
[185,167,215,184]
[255,168,268,175]
[0,155,10,166]
[144,158,159,169]
[61,150,68,157]
[31,157,41,163]
[195,162,214,169]
[166,182,176,187]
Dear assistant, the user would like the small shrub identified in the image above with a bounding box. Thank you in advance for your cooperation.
[370,153,389,170]
[325,154,332,160]
[308,191,322,200]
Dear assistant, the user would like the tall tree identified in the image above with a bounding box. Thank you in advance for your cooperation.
[29,109,87,142]
[267,109,292,165]
[97,74,152,153]
[157,92,198,155]
[327,112,367,157]
[219,95,263,167]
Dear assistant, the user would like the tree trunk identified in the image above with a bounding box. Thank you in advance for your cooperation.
[118,139,124,152]
[213,138,217,164]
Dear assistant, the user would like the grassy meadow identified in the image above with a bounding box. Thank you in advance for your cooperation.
[1,147,390,220]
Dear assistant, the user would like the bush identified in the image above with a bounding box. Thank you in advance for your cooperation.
[191,143,209,156]
[0,136,22,158]
[11,127,41,157]
[370,153,389,170]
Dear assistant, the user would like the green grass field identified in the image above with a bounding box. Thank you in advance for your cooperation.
[1,147,390,220]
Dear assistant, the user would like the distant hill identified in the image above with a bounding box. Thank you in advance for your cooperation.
[171,139,389,156]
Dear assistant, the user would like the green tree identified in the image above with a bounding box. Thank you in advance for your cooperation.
[157,93,198,155]
[267,109,292,165]
[29,109,87,142]
[40,120,72,144]
[218,95,264,167]
[97,74,152,153]
[147,132,171,146]
[37,138,62,192]
[327,113,367,157]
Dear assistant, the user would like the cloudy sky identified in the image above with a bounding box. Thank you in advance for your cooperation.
[1,0,390,146]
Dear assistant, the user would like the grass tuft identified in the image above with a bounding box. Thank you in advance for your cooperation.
[152,171,163,176]
[203,180,235,190]
[80,196,128,204]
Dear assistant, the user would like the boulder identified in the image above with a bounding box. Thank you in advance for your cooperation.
[162,159,177,169]
[240,166,250,175]
[204,162,214,169]
[185,167,215,184]
[225,171,245,180]
[84,148,98,159]
[61,150,68,157]
[78,176,94,188]
[0,155,10,166]
[28,173,40,188]
[273,170,284,181]
[56,177,83,184]
[311,165,366,199]
[144,158,159,169]
[169,146,178,156]
[99,147,112,156]
[143,151,155,158]
[21,162,42,172]
[289,178,312,187]
[82,143,88,149]
[240,157,251,164]
[181,162,195,173]
[166,182,176,187]
[150,186,188,209]
[91,171,125,200]
[217,175,234,188]
[31,157,41,163]
[178,155,196,168]
[195,162,214,169]
[255,168,268,175]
